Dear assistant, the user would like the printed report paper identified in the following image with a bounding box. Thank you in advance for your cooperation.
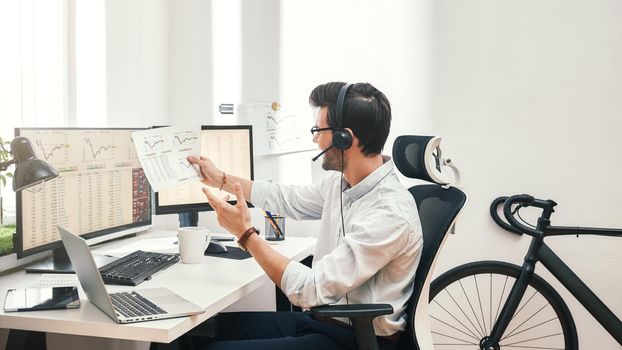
[131,126,202,192]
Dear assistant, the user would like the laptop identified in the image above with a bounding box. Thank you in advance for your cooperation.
[58,226,204,324]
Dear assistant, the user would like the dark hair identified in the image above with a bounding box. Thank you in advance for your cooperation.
[309,82,391,156]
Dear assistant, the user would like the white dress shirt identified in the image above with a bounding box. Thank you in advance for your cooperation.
[251,157,423,336]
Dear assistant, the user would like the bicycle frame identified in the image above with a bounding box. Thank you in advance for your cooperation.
[486,224,622,347]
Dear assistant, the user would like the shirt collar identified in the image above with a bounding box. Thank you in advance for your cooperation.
[343,155,394,202]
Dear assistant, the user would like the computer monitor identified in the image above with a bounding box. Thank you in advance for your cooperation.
[15,128,151,273]
[155,125,254,214]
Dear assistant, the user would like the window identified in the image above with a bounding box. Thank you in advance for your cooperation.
[0,0,105,255]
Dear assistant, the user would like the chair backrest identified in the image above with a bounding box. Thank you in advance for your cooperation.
[392,135,467,350]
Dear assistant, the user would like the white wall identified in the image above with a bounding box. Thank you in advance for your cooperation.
[428,1,622,348]
[277,0,434,148]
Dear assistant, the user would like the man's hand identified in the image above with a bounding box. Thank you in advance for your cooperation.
[204,182,289,289]
[188,155,225,189]
[202,182,252,238]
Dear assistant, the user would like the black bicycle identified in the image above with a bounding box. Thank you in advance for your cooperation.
[428,194,622,349]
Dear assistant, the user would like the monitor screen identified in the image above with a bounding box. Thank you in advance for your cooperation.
[15,128,151,258]
[155,125,254,214]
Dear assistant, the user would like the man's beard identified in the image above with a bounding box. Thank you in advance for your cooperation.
[321,147,345,171]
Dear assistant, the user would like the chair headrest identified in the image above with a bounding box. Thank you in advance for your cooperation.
[392,135,455,185]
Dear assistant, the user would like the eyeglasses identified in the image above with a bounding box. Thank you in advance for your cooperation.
[310,125,334,135]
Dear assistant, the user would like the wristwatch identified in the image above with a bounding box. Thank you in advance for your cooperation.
[238,226,260,252]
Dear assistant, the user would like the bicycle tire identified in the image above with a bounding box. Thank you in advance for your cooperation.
[429,261,578,350]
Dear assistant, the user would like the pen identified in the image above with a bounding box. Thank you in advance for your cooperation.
[263,210,283,239]
[263,210,284,239]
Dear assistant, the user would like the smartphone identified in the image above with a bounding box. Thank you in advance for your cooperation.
[3,286,80,312]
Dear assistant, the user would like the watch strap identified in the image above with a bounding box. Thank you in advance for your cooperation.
[238,226,259,252]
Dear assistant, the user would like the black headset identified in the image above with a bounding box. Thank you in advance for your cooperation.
[332,83,354,151]
[311,83,354,162]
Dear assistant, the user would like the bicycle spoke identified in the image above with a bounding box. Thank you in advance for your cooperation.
[501,332,563,347]
[431,331,479,345]
[502,317,558,341]
[474,275,488,334]
[430,315,480,341]
[459,280,487,336]
[502,303,549,340]
[501,346,564,350]
[434,344,481,346]
[511,289,538,321]
[432,298,481,339]
[443,288,484,338]
[495,275,510,323]
[490,273,492,333]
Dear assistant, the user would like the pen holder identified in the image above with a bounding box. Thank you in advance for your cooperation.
[264,216,285,241]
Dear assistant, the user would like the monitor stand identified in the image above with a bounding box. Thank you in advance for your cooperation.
[25,246,117,274]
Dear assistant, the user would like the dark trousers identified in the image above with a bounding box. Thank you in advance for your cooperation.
[178,311,356,350]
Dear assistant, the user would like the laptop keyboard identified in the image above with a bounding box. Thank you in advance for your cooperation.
[99,250,179,286]
[110,291,168,318]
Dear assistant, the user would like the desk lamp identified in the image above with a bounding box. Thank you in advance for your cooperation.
[1,136,58,350]
[0,136,58,191]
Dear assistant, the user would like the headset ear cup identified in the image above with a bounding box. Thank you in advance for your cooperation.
[332,129,352,150]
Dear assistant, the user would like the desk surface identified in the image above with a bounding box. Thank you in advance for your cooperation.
[0,230,315,343]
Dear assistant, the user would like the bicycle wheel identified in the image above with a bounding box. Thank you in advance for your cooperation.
[429,261,577,350]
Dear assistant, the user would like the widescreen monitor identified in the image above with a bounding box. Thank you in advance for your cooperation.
[15,128,151,272]
[155,125,253,214]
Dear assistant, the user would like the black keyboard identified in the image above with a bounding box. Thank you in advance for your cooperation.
[99,250,179,286]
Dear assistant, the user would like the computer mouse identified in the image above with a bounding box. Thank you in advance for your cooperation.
[204,240,228,254]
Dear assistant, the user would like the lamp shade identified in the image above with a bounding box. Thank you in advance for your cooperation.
[11,136,59,192]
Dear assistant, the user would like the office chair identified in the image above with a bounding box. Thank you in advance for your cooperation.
[311,135,467,350]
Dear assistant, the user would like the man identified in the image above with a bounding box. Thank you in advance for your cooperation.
[186,82,422,350]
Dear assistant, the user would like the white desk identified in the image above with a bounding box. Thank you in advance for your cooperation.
[0,231,315,344]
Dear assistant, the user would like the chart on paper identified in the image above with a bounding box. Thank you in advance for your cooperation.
[131,126,202,192]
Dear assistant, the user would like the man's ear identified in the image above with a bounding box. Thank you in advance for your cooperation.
[345,127,359,149]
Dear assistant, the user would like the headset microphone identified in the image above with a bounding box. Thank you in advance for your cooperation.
[312,145,334,162]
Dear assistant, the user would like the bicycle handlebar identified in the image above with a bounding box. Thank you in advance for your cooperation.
[503,195,541,236]
[490,194,558,237]
[492,195,622,238]
[489,197,523,235]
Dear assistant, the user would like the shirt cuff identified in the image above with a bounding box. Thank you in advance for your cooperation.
[280,260,311,305]
[250,180,271,207]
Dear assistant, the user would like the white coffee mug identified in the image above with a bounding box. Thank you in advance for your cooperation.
[177,227,211,264]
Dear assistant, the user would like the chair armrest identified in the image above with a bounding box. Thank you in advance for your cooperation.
[310,303,393,318]
[310,304,393,350]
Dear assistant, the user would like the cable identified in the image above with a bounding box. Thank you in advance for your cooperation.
[339,149,350,313]
[515,206,536,228]
[340,150,346,237]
